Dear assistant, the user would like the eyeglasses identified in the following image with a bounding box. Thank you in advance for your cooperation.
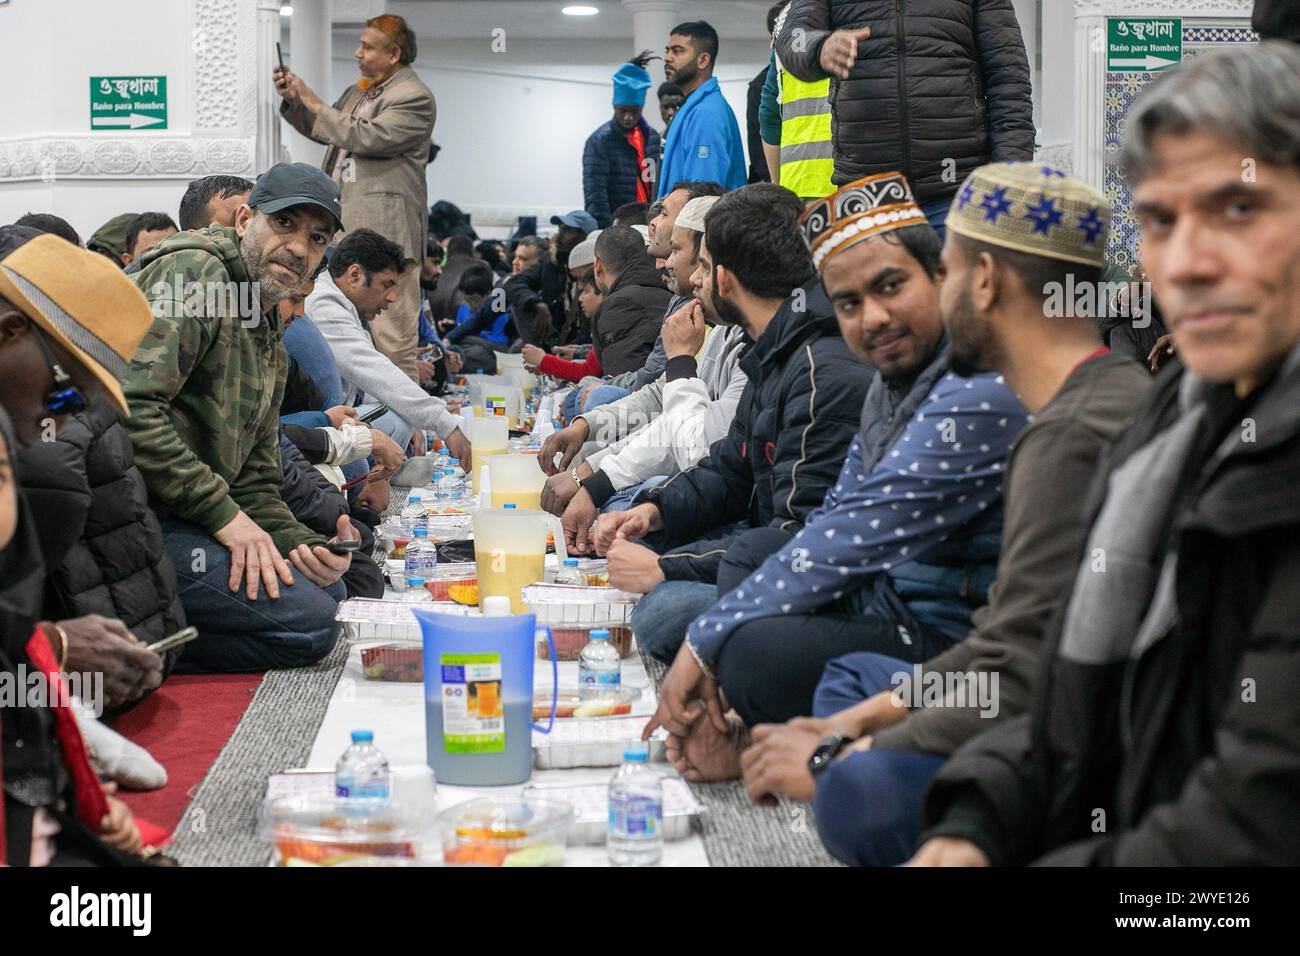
[31,324,88,416]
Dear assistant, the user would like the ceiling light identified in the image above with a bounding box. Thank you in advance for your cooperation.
[562,5,599,15]
[280,4,293,15]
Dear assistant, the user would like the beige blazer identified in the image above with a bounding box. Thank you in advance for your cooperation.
[280,65,435,261]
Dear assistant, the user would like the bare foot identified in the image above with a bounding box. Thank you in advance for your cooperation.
[666,712,749,782]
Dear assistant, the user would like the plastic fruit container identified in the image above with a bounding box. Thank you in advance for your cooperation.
[538,624,633,661]
[437,797,573,867]
[360,644,423,682]
[260,797,428,866]
[421,563,478,603]
[532,685,639,721]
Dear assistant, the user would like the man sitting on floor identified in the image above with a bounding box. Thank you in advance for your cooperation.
[307,228,471,463]
[912,42,1300,868]
[124,163,359,673]
[591,183,869,660]
[539,196,749,548]
[641,171,1030,738]
[734,164,1149,867]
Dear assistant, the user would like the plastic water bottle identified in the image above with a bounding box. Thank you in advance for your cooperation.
[447,458,467,487]
[554,557,582,586]
[608,745,662,866]
[335,730,391,806]
[404,527,437,578]
[579,628,620,698]
[437,467,465,500]
[400,493,428,521]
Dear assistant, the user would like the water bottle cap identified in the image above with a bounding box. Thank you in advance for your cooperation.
[589,628,609,641]
[408,494,422,502]
[444,468,456,476]
[448,458,460,465]
[563,558,579,567]
[503,503,517,509]
[622,745,649,762]
[351,730,374,744]
[412,527,428,537]
[406,576,425,586]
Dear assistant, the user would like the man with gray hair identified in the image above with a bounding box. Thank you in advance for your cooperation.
[912,42,1300,866]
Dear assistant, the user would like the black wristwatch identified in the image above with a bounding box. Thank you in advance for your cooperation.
[808,732,851,777]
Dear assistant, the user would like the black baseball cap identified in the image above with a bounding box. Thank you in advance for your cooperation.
[248,162,345,233]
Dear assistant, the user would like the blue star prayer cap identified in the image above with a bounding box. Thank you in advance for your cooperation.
[946,163,1110,268]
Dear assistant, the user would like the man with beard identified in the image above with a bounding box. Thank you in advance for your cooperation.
[504,210,597,348]
[307,229,470,460]
[658,21,747,197]
[591,183,868,661]
[913,42,1300,869]
[540,196,749,550]
[735,165,1149,867]
[640,173,1029,757]
[276,13,435,385]
[125,163,359,673]
[583,57,662,229]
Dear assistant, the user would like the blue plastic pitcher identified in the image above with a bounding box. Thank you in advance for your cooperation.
[415,608,557,786]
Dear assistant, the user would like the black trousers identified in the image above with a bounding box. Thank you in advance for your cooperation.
[712,528,954,726]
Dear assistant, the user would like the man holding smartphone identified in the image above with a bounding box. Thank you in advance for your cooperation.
[124,164,359,673]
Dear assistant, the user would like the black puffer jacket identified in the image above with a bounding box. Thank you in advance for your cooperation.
[777,0,1035,201]
[591,254,674,377]
[14,401,186,658]
[637,277,871,583]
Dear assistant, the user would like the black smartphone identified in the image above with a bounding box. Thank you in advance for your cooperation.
[358,404,390,424]
[276,41,286,76]
[324,538,361,555]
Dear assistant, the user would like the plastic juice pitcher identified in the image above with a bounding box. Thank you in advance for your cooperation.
[468,417,509,494]
[482,386,524,429]
[473,507,548,613]
[415,608,557,786]
[485,454,546,511]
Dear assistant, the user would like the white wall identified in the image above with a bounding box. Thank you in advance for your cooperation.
[313,36,769,234]
[0,0,229,241]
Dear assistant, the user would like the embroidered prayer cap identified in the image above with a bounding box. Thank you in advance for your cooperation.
[796,172,927,271]
[945,162,1110,268]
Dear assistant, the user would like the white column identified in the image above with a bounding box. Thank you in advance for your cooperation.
[255,0,286,170]
[285,0,331,165]
[1073,1,1106,189]
[1038,0,1076,172]
[622,0,682,61]
[1011,0,1040,131]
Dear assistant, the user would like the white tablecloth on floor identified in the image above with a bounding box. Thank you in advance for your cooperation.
[305,638,709,867]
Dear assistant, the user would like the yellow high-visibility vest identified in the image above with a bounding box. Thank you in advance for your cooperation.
[779,69,834,200]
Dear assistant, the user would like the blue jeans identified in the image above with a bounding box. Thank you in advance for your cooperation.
[601,475,667,513]
[810,651,944,867]
[162,519,346,673]
[920,194,951,243]
[284,317,343,408]
[356,402,413,453]
[630,580,717,663]
[582,385,629,413]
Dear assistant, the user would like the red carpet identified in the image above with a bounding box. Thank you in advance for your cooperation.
[108,673,264,839]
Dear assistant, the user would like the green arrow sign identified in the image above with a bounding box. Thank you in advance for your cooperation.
[90,76,167,131]
[1107,18,1181,72]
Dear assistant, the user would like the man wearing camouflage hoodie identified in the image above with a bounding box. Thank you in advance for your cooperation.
[123,164,359,673]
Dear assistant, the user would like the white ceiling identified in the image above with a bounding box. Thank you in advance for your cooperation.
[384,0,773,43]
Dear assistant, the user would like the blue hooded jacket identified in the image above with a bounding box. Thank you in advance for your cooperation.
[657,77,747,197]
